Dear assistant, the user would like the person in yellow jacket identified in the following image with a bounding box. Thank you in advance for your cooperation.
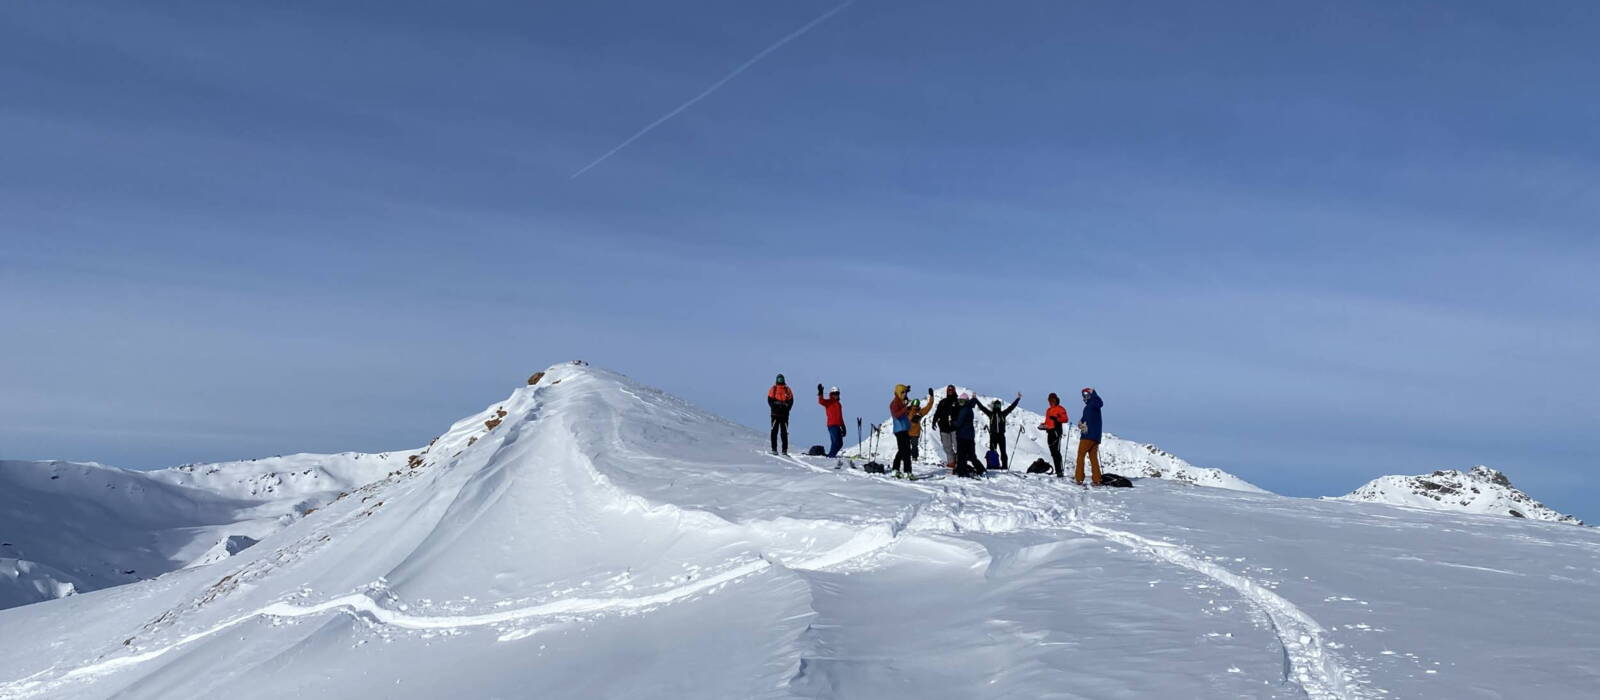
[906,387,934,462]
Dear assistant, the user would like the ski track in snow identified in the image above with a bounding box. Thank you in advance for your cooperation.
[1067,514,1362,700]
[1,452,1366,700]
[776,453,1366,700]
[0,560,778,698]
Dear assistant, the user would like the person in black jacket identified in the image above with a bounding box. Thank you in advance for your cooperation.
[766,374,795,455]
[976,393,1022,469]
[952,393,987,478]
[931,385,960,469]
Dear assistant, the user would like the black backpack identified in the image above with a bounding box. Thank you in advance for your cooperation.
[806,445,826,456]
[863,461,887,474]
[1026,459,1052,474]
[1099,472,1133,488]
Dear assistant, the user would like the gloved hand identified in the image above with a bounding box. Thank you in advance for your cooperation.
[817,383,824,396]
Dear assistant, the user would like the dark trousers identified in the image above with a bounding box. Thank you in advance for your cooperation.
[988,432,1009,469]
[909,435,920,460]
[955,437,985,478]
[1046,429,1063,476]
[827,425,845,457]
[771,414,789,453]
[892,431,913,473]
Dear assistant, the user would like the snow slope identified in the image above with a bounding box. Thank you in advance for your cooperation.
[844,389,1262,492]
[1,364,1596,699]
[1337,465,1584,525]
[0,452,408,609]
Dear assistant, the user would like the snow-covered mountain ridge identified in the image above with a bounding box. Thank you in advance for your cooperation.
[1337,465,1583,525]
[0,451,411,609]
[1,364,1594,699]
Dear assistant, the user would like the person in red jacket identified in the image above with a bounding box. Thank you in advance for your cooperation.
[1038,393,1071,477]
[817,384,846,457]
[767,374,794,455]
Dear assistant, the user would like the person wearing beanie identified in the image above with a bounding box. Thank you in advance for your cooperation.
[976,392,1022,469]
[1076,387,1104,486]
[766,374,794,455]
[889,384,913,477]
[817,383,846,458]
[1039,393,1070,477]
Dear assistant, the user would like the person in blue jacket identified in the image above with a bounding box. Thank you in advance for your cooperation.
[1075,387,1104,485]
[953,393,986,478]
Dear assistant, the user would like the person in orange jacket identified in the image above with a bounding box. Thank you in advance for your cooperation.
[767,374,794,455]
[1038,393,1070,477]
[817,384,846,457]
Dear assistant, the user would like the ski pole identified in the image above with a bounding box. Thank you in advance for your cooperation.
[855,417,862,457]
[1009,425,1023,471]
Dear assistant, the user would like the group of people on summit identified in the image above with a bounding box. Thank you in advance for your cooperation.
[766,374,1107,485]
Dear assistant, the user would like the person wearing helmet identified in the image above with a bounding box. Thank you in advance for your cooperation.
[1038,393,1071,477]
[1076,387,1104,485]
[931,385,960,469]
[952,392,986,477]
[817,383,846,457]
[976,392,1022,469]
[906,388,934,461]
[767,374,794,455]
[889,384,913,477]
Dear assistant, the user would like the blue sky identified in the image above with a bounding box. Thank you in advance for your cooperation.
[3,1,1596,520]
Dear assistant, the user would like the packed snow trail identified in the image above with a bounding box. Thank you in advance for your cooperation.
[781,457,1364,699]
[1067,515,1360,700]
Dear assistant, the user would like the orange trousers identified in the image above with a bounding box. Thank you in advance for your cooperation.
[1075,438,1102,485]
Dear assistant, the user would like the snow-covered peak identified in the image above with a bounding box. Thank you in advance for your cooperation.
[3,363,1600,700]
[844,388,1264,492]
[1337,466,1583,525]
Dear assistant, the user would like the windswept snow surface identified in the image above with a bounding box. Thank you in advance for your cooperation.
[1337,465,1584,525]
[844,389,1263,492]
[1,364,1597,699]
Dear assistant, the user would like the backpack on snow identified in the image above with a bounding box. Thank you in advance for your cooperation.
[1026,458,1052,474]
[806,445,826,456]
[985,449,1002,470]
[862,461,887,474]
[1099,472,1133,488]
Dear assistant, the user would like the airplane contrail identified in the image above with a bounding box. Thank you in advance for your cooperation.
[570,0,856,178]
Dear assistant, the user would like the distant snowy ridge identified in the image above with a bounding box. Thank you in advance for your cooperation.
[1336,465,1583,525]
[844,388,1265,492]
[0,450,411,610]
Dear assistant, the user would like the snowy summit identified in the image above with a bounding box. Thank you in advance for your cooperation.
[1338,465,1584,526]
[1,363,1597,699]
[845,388,1262,492]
